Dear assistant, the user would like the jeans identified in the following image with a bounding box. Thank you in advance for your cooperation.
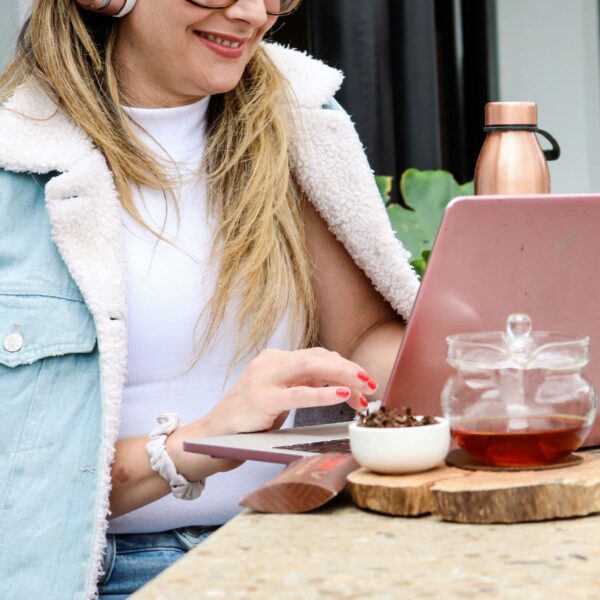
[98,526,219,599]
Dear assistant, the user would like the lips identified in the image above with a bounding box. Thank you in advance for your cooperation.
[195,31,247,49]
[193,30,249,59]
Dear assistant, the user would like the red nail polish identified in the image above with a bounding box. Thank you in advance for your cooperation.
[360,395,368,407]
[368,380,378,390]
[336,388,350,398]
[357,372,370,383]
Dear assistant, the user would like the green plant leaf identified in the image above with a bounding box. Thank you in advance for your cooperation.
[410,249,431,279]
[386,169,473,265]
[375,175,393,205]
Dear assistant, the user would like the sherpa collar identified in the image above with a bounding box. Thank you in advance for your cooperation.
[266,43,344,108]
[0,43,340,176]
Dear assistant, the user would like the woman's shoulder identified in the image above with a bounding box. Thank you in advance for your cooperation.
[263,43,344,110]
[0,81,93,176]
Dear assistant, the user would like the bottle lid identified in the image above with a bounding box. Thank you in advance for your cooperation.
[485,102,537,126]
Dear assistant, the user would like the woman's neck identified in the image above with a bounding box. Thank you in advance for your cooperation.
[123,96,211,161]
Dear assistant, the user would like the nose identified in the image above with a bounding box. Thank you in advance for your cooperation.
[223,0,270,28]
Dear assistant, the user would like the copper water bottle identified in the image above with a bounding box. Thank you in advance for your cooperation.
[474,102,561,195]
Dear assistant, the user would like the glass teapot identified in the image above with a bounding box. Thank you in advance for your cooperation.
[441,314,596,467]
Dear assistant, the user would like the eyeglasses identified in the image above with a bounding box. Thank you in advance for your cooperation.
[186,0,303,17]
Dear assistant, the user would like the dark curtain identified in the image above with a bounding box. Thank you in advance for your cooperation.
[271,0,498,200]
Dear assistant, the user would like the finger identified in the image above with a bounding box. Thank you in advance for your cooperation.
[278,385,366,411]
[351,390,370,412]
[275,348,380,395]
[329,385,367,412]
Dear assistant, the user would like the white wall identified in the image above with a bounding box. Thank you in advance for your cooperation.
[0,0,30,68]
[496,0,600,193]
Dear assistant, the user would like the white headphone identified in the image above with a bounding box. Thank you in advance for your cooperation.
[74,0,138,18]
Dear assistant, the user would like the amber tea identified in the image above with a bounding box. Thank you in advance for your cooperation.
[451,414,589,467]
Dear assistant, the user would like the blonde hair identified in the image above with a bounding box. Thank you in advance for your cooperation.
[0,0,317,362]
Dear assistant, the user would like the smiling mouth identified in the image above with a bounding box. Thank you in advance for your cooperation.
[196,32,244,49]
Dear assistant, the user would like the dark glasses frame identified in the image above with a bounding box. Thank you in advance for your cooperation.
[185,0,303,17]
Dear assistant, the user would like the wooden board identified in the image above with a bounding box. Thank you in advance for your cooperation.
[347,452,600,524]
[347,465,465,516]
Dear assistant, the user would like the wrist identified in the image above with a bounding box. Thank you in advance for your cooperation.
[166,415,239,482]
[146,414,205,500]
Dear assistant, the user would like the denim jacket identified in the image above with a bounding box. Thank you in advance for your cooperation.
[0,170,107,598]
[0,43,418,599]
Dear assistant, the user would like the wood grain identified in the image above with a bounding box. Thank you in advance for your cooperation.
[347,452,600,523]
[347,465,466,516]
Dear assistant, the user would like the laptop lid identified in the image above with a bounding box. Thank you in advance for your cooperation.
[184,193,600,463]
[384,193,600,446]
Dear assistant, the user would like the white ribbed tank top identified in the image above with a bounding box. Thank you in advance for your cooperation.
[108,97,295,534]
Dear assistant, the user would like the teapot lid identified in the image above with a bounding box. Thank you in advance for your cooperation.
[446,314,590,370]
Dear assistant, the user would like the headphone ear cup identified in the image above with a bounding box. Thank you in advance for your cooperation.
[74,0,137,17]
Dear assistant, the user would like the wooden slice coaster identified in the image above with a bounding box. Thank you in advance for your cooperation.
[347,452,600,524]
[347,465,465,517]
[445,448,583,472]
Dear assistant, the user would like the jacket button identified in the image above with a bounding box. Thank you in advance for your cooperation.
[3,332,24,353]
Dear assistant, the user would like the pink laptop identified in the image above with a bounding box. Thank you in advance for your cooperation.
[184,194,600,463]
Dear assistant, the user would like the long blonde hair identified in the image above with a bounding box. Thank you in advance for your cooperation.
[0,0,317,362]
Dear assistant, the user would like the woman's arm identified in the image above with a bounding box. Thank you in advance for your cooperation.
[109,349,379,518]
[109,418,237,519]
[109,342,377,517]
[302,199,405,390]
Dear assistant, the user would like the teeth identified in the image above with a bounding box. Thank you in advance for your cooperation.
[203,33,241,49]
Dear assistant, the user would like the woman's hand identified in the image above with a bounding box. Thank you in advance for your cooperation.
[163,347,378,486]
[204,347,378,436]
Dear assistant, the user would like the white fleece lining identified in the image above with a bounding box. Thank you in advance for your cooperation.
[289,106,418,316]
[0,43,418,599]
[267,44,419,317]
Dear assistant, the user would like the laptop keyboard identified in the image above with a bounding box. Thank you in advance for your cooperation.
[274,438,351,454]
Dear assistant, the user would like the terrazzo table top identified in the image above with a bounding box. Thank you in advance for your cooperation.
[133,491,600,599]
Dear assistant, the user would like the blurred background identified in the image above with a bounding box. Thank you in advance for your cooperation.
[2,0,599,196]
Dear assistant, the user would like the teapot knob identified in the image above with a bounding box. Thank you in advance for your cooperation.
[506,313,532,339]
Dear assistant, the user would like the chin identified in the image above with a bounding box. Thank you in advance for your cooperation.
[197,76,245,97]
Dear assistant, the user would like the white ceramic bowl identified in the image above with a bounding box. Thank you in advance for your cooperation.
[349,417,450,474]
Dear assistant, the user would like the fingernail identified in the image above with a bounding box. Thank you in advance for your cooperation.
[368,379,378,390]
[360,395,368,407]
[357,371,370,383]
[336,388,350,398]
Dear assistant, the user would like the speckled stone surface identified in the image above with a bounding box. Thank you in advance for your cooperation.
[133,491,600,599]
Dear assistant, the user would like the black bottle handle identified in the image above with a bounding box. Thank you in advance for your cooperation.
[483,125,561,161]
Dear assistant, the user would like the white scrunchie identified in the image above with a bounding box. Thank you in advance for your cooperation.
[146,413,205,500]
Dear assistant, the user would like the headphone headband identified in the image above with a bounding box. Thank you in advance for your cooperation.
[74,0,137,17]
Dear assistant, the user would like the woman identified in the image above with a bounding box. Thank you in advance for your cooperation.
[0,0,418,598]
